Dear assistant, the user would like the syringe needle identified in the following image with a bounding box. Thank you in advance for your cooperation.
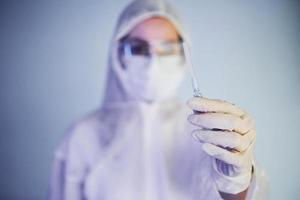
[182,42,202,97]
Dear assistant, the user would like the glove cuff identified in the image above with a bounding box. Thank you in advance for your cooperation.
[212,159,253,194]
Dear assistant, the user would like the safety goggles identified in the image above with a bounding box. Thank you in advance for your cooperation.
[118,37,185,69]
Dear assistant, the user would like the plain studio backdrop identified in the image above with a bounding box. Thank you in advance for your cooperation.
[0,0,299,199]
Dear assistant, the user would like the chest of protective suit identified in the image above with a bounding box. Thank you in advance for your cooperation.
[82,103,198,200]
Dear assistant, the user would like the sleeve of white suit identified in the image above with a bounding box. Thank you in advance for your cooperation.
[48,124,88,200]
[245,159,269,200]
[47,147,66,200]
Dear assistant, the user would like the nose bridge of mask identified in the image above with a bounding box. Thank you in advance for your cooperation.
[149,55,160,69]
[146,54,185,84]
[147,55,176,78]
[153,54,185,70]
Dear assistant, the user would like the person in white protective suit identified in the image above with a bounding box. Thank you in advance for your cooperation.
[48,0,268,199]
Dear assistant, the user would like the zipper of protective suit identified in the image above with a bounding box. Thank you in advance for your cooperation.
[141,103,155,200]
[142,102,175,200]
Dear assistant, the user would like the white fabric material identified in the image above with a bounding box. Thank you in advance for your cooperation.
[125,55,186,102]
[48,0,268,199]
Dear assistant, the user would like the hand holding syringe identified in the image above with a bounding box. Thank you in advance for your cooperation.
[183,42,256,195]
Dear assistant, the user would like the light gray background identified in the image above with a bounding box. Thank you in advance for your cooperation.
[0,0,299,199]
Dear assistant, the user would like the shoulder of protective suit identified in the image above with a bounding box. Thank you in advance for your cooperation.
[53,108,124,162]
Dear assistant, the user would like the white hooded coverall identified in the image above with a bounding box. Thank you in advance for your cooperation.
[48,0,268,199]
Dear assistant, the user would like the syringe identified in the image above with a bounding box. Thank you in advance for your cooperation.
[182,42,203,97]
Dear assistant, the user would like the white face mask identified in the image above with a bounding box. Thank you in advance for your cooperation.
[124,55,186,102]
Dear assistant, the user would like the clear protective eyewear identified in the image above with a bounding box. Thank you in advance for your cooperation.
[118,37,185,69]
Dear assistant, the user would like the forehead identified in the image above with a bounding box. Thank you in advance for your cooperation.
[127,17,180,42]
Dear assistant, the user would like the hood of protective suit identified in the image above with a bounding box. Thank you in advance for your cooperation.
[102,0,190,105]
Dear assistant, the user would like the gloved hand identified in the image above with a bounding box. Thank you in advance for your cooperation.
[187,97,256,195]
